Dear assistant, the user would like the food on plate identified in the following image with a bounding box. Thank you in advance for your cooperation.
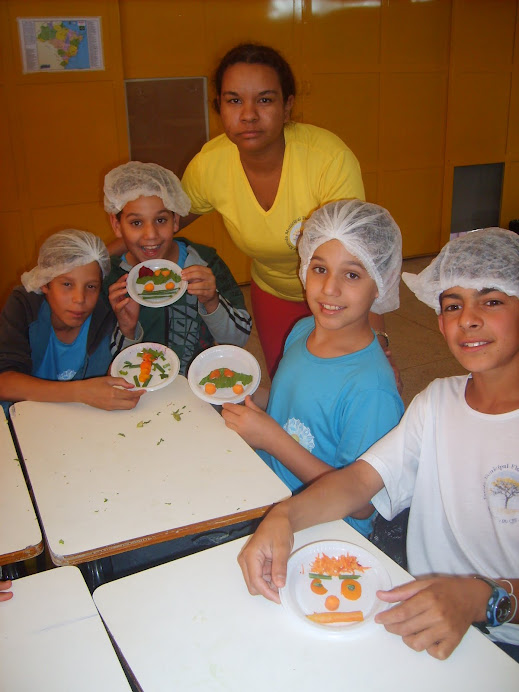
[304,552,369,622]
[118,347,171,387]
[324,595,340,611]
[306,611,364,624]
[308,552,370,577]
[136,265,182,300]
[199,368,253,394]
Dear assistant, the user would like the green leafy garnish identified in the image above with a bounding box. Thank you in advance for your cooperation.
[199,368,253,389]
[137,420,151,428]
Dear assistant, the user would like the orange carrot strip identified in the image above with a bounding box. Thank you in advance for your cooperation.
[306,611,364,624]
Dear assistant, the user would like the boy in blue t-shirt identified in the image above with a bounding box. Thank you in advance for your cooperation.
[0,229,144,411]
[223,199,404,536]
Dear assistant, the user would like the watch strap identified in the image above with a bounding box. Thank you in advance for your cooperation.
[472,576,512,629]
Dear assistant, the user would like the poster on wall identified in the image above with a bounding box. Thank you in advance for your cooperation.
[17,17,104,74]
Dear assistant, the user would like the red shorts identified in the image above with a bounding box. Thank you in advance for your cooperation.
[251,280,311,379]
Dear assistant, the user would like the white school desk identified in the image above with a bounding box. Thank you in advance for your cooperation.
[94,520,519,692]
[9,376,289,566]
[0,566,131,691]
[0,409,42,566]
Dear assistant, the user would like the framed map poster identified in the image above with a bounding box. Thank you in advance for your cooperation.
[17,17,104,73]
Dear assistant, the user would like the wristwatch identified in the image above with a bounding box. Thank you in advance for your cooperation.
[473,576,513,631]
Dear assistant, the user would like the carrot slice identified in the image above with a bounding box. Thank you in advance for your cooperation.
[205,382,217,395]
[224,368,234,378]
[306,611,363,624]
[209,369,221,380]
[232,383,244,395]
[324,595,340,611]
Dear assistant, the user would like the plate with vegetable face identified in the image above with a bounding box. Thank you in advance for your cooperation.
[187,345,261,405]
[127,259,188,308]
[110,342,180,392]
[280,540,392,638]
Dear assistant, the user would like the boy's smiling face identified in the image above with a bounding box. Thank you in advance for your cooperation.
[438,286,519,376]
[41,261,102,336]
[305,239,379,338]
[110,195,179,266]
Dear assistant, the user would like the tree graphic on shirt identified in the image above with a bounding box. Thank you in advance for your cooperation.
[491,477,519,509]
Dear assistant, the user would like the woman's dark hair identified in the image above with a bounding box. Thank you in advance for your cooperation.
[212,43,296,113]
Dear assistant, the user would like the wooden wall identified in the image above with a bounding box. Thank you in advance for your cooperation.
[1,0,518,305]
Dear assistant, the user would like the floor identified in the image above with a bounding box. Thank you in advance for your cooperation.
[241,256,466,409]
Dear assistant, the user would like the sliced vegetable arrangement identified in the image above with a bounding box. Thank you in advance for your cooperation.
[136,266,182,300]
[198,368,253,396]
[119,347,171,388]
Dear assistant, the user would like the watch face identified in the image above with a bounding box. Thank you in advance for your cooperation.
[496,596,512,624]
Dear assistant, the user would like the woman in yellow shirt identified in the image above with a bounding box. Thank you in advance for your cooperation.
[181,44,386,377]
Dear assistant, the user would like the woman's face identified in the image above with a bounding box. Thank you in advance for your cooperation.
[218,62,294,156]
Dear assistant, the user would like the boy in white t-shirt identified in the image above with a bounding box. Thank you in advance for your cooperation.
[237,227,519,662]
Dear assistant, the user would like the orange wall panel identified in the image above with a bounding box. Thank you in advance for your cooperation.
[0,84,20,211]
[381,0,451,67]
[0,211,31,305]
[304,73,379,172]
[447,72,511,163]
[302,3,381,71]
[31,202,112,250]
[508,68,519,157]
[451,0,516,69]
[378,168,444,257]
[17,81,124,207]
[380,72,448,169]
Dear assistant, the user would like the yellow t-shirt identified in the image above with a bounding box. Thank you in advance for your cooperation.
[181,122,365,301]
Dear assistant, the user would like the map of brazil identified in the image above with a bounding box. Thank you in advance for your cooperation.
[18,17,104,73]
[36,21,87,70]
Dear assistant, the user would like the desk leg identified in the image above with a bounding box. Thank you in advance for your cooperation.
[79,557,114,592]
[0,561,27,580]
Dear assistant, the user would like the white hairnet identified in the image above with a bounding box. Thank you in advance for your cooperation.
[21,229,110,294]
[104,161,191,216]
[298,199,402,314]
[402,228,519,314]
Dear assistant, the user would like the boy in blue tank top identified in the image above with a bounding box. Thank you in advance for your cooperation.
[0,229,145,412]
[222,199,404,537]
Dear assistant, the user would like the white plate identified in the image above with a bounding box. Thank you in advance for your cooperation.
[110,342,180,392]
[127,260,188,308]
[187,345,261,405]
[280,540,392,638]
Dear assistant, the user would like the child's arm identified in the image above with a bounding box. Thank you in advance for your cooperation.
[238,460,384,602]
[0,371,145,410]
[108,274,141,340]
[375,575,519,660]
[0,579,13,601]
[222,396,334,484]
[186,254,252,347]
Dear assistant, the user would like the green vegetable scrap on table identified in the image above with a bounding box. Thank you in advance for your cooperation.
[171,409,183,421]
[199,368,253,389]
[137,420,151,428]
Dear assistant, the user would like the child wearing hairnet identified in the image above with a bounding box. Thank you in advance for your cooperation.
[223,199,404,538]
[237,227,519,663]
[0,230,145,412]
[104,162,252,374]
